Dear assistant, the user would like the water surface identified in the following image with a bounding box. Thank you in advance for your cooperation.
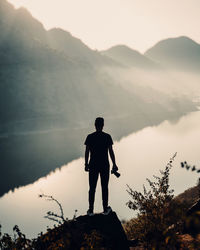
[1,111,200,238]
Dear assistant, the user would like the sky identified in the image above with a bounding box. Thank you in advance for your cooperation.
[8,0,200,52]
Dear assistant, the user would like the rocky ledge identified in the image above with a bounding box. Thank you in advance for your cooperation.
[34,211,130,249]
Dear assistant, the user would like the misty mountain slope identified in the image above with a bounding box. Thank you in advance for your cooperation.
[0,0,117,68]
[104,66,196,119]
[145,36,200,72]
[0,0,164,133]
[47,28,95,61]
[0,0,191,132]
[0,1,46,45]
[103,39,200,100]
[101,45,159,70]
[46,28,120,67]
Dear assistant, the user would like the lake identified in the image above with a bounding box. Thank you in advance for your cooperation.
[0,111,200,238]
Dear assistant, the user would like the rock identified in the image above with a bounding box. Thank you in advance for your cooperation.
[34,211,130,249]
[76,211,130,250]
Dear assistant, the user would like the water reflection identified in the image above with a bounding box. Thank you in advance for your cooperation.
[1,111,200,238]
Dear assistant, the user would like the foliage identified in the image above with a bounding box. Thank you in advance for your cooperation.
[180,161,200,174]
[0,224,32,250]
[82,230,105,250]
[0,194,108,250]
[38,193,68,224]
[126,153,187,248]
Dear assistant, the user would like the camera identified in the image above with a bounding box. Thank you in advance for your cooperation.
[111,166,120,178]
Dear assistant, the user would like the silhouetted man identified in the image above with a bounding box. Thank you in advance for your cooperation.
[84,117,118,216]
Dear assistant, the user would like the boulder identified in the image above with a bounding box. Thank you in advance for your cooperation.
[34,211,130,249]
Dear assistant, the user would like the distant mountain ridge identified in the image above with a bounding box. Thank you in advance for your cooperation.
[47,28,120,67]
[101,45,159,70]
[0,0,135,127]
[145,36,200,72]
[1,0,195,129]
[102,37,200,72]
[0,0,118,68]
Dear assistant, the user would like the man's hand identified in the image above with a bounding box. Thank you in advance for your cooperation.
[85,163,90,172]
[112,164,118,172]
[111,164,120,178]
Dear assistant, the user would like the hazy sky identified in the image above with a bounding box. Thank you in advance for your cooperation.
[8,0,200,52]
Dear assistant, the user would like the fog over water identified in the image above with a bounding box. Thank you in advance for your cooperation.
[0,111,200,238]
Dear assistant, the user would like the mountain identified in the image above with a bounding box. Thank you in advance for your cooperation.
[145,36,200,72]
[101,45,158,69]
[47,28,119,67]
[0,0,133,128]
[0,0,197,196]
[1,0,191,132]
[0,0,46,45]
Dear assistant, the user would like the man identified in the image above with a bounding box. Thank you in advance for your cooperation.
[84,117,118,216]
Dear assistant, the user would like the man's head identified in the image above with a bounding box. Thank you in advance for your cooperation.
[95,117,104,131]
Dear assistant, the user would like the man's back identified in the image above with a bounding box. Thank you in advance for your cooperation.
[84,131,113,166]
[84,117,118,215]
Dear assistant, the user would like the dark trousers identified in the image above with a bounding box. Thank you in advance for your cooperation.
[89,165,110,210]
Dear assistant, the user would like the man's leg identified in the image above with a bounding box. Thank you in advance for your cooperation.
[89,168,99,211]
[100,166,110,210]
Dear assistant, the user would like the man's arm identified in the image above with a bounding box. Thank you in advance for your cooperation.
[85,145,90,171]
[108,145,118,169]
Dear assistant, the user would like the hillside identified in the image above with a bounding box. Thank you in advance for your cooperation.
[0,0,162,130]
[145,36,200,72]
[0,211,133,249]
[175,185,199,207]
[1,0,152,135]
[102,45,159,69]
[34,212,130,250]
[47,28,119,67]
[0,0,196,131]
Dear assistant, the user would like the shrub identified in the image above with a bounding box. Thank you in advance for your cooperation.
[0,224,32,249]
[125,153,186,248]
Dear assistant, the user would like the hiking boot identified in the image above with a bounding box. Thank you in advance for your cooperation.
[103,206,112,215]
[87,208,94,216]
